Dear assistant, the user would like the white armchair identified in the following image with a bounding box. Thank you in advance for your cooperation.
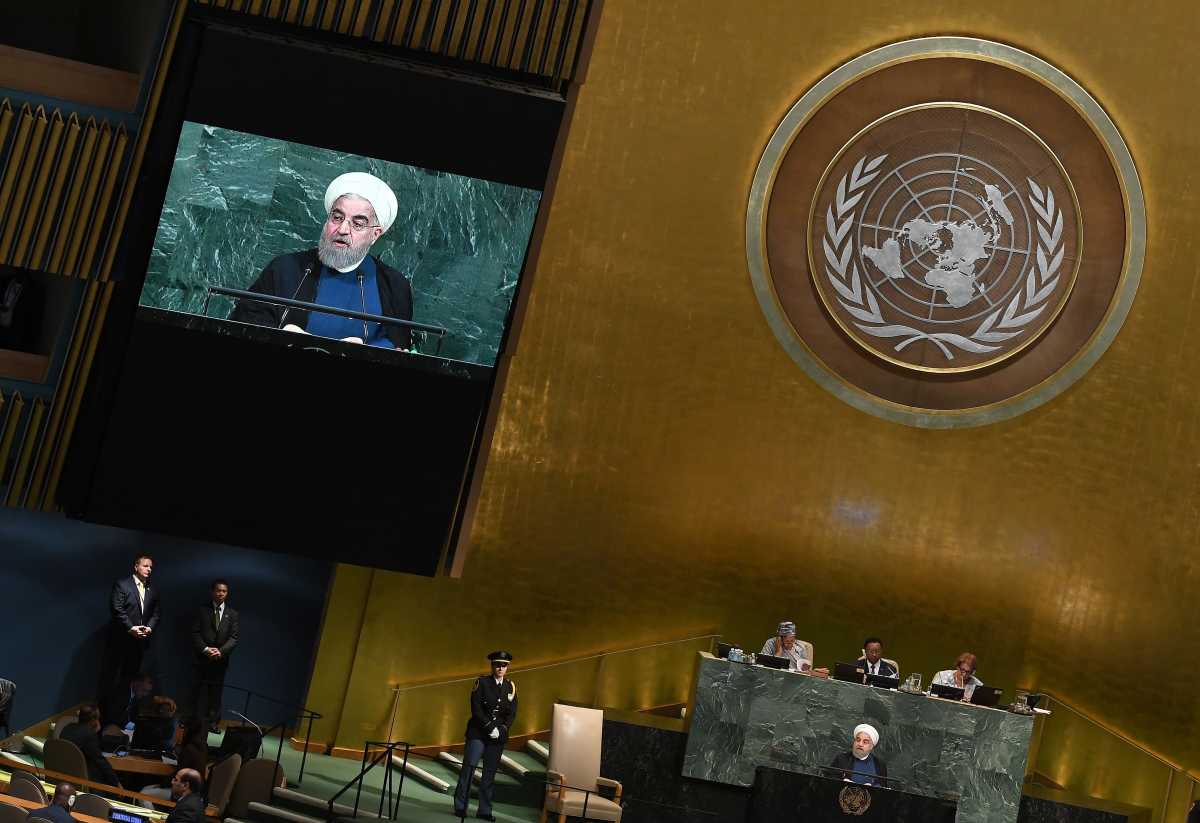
[540,703,623,822]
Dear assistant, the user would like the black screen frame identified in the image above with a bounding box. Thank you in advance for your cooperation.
[62,11,566,575]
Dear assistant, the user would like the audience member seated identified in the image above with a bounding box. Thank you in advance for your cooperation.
[164,769,205,823]
[856,637,898,678]
[141,720,209,807]
[60,704,122,788]
[28,782,77,823]
[932,652,983,701]
[0,677,14,738]
[829,724,887,786]
[110,673,178,752]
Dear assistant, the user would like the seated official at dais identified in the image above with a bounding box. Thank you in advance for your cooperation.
[932,652,983,701]
[830,723,887,787]
[856,636,898,678]
[761,621,812,672]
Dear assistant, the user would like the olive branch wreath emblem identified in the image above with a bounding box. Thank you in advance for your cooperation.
[822,154,1065,361]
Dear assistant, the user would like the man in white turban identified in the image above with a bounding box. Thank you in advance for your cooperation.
[830,723,888,786]
[230,172,413,349]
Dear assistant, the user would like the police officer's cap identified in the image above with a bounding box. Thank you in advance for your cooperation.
[488,650,513,664]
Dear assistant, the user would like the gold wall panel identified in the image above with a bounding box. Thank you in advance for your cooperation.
[300,1,1200,813]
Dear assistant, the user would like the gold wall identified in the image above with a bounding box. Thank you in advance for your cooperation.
[307,0,1200,808]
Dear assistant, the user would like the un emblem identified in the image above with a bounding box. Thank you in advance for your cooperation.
[837,784,872,815]
[748,38,1144,426]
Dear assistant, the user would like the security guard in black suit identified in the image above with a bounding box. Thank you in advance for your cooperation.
[453,651,518,821]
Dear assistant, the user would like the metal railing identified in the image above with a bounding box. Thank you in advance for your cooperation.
[212,683,322,784]
[326,739,412,822]
[382,633,718,747]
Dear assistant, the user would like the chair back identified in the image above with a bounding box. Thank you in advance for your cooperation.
[0,802,30,823]
[225,757,284,819]
[72,794,113,819]
[206,753,242,816]
[43,738,89,781]
[547,703,603,792]
[7,775,47,803]
[8,772,46,806]
[51,716,78,740]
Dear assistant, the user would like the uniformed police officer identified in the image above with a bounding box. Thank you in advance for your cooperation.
[453,650,518,821]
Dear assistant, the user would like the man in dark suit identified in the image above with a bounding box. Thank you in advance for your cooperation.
[28,782,77,823]
[856,637,898,679]
[830,724,887,787]
[100,555,161,725]
[453,651,518,822]
[60,704,122,788]
[164,768,206,823]
[191,579,239,731]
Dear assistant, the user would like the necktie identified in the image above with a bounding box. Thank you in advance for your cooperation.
[214,607,221,631]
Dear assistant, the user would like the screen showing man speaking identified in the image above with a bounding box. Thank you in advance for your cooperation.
[138,122,541,371]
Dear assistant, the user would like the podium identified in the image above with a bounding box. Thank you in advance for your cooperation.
[749,767,957,823]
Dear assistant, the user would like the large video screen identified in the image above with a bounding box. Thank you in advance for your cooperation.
[138,122,541,370]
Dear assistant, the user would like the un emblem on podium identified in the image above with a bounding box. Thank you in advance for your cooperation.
[837,784,872,815]
[747,38,1144,427]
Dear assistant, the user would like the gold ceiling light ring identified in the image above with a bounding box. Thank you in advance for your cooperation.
[747,37,1145,428]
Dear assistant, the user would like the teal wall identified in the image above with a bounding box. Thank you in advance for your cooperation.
[141,123,541,366]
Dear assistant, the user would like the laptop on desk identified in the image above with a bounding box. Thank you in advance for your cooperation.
[930,682,965,701]
[756,653,790,670]
[865,672,900,689]
[833,662,866,683]
[969,685,1003,708]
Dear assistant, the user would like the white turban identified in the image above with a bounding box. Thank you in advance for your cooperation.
[324,172,398,234]
[853,724,879,747]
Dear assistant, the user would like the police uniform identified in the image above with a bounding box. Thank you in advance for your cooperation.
[453,651,518,821]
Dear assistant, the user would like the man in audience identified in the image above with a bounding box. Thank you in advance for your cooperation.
[830,724,887,786]
[61,704,122,788]
[100,555,161,724]
[932,652,983,701]
[164,769,206,823]
[28,782,77,823]
[856,637,898,678]
[0,677,14,734]
[191,578,240,732]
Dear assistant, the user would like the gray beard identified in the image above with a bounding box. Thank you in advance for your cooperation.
[317,234,369,270]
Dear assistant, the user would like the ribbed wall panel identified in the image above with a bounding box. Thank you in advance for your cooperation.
[195,0,590,87]
[0,103,127,278]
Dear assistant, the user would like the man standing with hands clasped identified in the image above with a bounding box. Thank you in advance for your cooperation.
[100,554,161,724]
[453,651,518,822]
[192,579,239,732]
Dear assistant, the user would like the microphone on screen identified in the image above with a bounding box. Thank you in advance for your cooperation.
[277,263,314,330]
[357,271,369,342]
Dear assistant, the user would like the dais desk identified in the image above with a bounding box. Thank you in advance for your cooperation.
[682,653,1033,823]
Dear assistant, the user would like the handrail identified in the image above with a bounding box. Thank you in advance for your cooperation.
[386,633,720,694]
[1039,689,1186,772]
[212,683,322,785]
[325,740,411,822]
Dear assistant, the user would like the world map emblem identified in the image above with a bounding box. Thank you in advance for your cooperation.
[810,105,1080,373]
[747,38,1144,427]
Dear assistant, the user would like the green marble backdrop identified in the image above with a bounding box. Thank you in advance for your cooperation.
[140,122,541,367]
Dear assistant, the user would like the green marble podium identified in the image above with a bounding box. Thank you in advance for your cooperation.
[682,653,1033,823]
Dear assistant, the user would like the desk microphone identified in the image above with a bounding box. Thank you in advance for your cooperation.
[277,263,314,329]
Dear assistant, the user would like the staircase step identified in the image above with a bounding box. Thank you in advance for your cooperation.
[21,737,43,756]
[435,752,518,787]
[247,800,324,823]
[272,787,381,819]
[390,754,451,793]
[500,750,545,775]
[499,753,529,778]
[525,740,549,763]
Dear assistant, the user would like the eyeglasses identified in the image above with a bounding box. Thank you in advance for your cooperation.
[327,210,377,231]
